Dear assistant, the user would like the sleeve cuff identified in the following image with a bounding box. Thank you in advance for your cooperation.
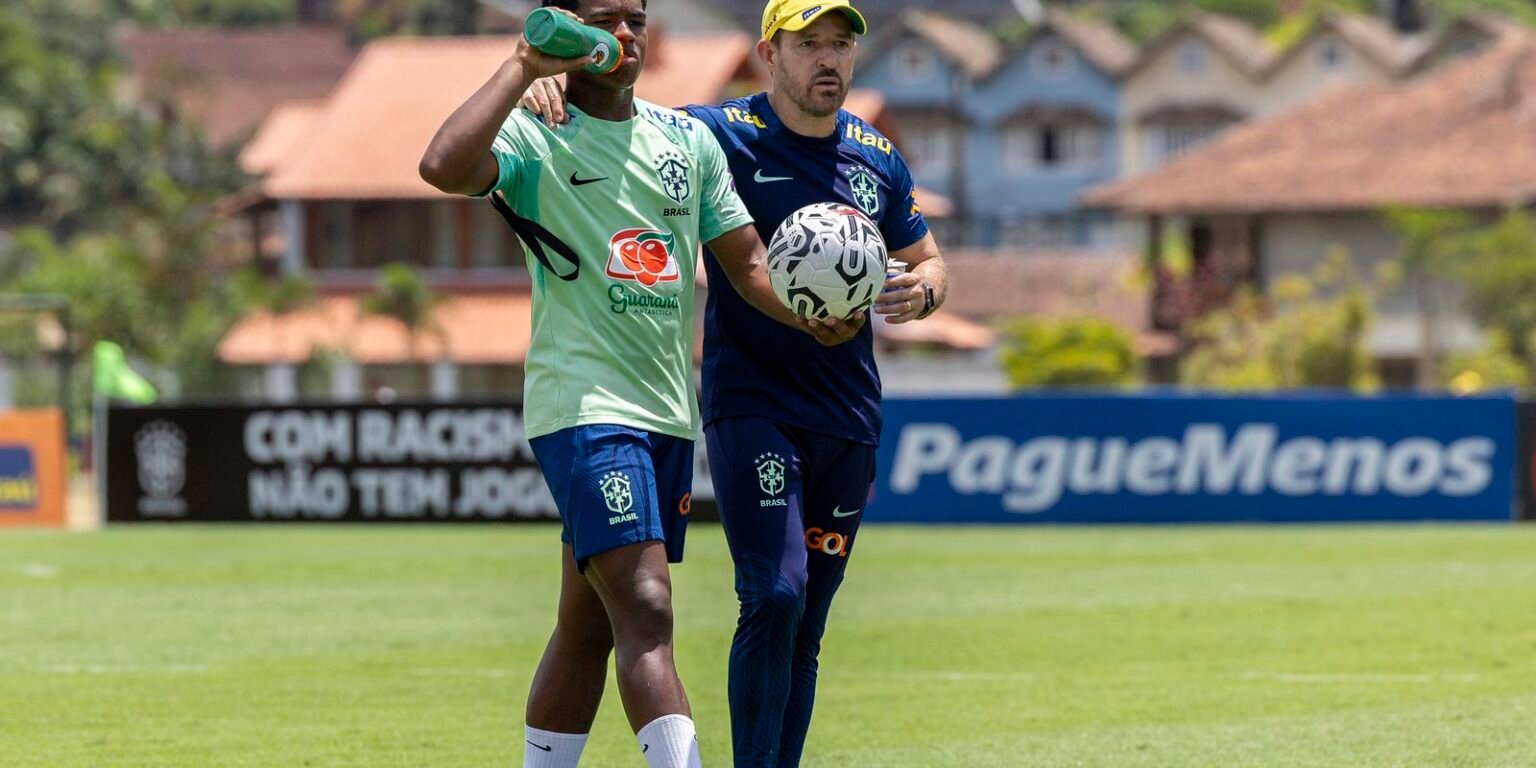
[703,212,755,244]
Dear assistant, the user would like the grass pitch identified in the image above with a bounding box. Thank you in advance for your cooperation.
[4,524,1536,767]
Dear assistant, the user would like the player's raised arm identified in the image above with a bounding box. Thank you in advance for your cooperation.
[705,225,862,346]
[419,11,594,196]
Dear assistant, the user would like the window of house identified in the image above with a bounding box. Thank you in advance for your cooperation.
[363,364,431,400]
[1002,215,1075,249]
[1031,39,1074,79]
[1003,126,1033,172]
[352,202,433,269]
[903,119,955,174]
[459,365,523,399]
[1317,39,1347,71]
[1061,124,1103,169]
[1451,37,1483,57]
[431,201,456,269]
[1004,122,1104,173]
[471,201,521,269]
[895,41,936,81]
[321,202,352,268]
[1145,118,1232,168]
[1177,40,1208,73]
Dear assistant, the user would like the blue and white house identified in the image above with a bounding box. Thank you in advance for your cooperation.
[858,10,1135,247]
[965,11,1136,247]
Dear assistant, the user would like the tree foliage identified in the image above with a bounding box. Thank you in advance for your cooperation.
[1453,210,1536,378]
[1179,249,1378,391]
[999,316,1139,390]
[1443,331,1530,393]
[0,1,249,420]
[1064,0,1528,42]
[363,264,444,359]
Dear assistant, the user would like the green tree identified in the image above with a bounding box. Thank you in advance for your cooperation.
[0,0,249,414]
[1180,248,1378,390]
[122,0,295,27]
[228,268,318,392]
[362,263,444,362]
[1382,207,1473,390]
[999,316,1139,389]
[1455,210,1536,373]
[1427,0,1536,27]
[1443,331,1530,393]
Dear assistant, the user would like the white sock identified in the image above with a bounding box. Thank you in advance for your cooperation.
[524,725,588,768]
[636,714,700,768]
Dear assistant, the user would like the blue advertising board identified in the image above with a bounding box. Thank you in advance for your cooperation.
[872,394,1516,523]
[0,446,39,510]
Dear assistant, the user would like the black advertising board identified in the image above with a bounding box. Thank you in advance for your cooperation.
[106,403,715,523]
[1518,400,1536,521]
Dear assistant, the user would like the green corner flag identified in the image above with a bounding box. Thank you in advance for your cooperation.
[93,341,157,404]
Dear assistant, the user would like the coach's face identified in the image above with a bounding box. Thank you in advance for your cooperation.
[573,0,646,89]
[765,13,857,119]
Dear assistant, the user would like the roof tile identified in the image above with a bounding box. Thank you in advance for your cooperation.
[1086,34,1536,214]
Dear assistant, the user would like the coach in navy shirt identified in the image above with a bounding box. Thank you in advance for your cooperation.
[522,0,950,763]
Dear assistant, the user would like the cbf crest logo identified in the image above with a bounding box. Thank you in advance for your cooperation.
[755,452,787,505]
[600,471,634,515]
[654,150,691,204]
[845,165,881,218]
[135,421,188,518]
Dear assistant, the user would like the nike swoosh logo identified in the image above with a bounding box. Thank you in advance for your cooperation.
[570,172,609,186]
[642,744,650,753]
[832,506,860,518]
[527,741,552,752]
[754,170,794,183]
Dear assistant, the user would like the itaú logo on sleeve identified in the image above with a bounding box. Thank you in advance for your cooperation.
[889,423,1497,514]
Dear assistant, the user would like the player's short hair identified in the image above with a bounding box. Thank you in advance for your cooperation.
[541,0,647,10]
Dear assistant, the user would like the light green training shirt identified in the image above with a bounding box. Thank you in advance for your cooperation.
[483,98,752,440]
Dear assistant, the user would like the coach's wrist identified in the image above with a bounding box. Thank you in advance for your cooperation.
[916,281,937,319]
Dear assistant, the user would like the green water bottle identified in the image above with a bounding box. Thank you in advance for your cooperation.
[523,7,624,75]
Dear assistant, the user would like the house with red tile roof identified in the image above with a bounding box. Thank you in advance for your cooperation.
[1085,31,1536,386]
[117,26,354,147]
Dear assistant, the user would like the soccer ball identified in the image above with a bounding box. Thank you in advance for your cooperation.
[766,202,888,320]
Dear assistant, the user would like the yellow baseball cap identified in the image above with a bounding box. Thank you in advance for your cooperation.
[761,0,868,40]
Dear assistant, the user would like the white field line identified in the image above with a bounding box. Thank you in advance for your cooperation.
[38,663,212,675]
[18,563,59,579]
[1241,671,1481,684]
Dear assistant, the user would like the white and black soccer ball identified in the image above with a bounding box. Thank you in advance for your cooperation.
[766,202,888,320]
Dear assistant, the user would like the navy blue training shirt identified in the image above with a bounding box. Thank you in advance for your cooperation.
[686,93,930,445]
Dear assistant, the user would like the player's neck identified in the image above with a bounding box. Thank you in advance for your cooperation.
[767,90,837,138]
[566,81,636,122]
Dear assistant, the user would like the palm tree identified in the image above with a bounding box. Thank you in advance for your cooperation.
[233,268,315,398]
[1383,208,1471,391]
[361,263,445,391]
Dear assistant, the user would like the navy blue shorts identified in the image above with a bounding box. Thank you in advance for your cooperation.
[530,424,694,571]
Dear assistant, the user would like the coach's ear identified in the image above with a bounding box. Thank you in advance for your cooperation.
[757,37,778,72]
